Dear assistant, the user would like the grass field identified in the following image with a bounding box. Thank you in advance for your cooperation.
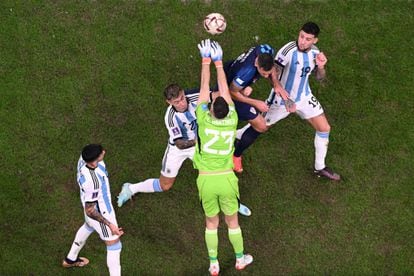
[1,0,413,275]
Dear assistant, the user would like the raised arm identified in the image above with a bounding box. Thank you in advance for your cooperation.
[210,41,233,104]
[197,39,211,105]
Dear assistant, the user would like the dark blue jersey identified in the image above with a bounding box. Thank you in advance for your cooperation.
[224,44,275,89]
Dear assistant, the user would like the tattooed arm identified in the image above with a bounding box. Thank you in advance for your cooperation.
[85,202,112,226]
[85,202,124,236]
[174,138,196,149]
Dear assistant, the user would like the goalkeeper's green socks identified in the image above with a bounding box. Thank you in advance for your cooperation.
[228,227,244,258]
[205,228,218,263]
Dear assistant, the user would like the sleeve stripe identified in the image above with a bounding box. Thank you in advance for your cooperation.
[281,41,297,56]
[88,168,100,190]
[167,108,176,128]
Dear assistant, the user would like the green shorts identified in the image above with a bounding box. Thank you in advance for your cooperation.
[196,172,240,217]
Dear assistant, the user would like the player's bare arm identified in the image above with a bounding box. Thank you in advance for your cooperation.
[270,65,296,112]
[197,39,211,104]
[315,52,327,80]
[211,41,233,104]
[229,82,268,112]
[85,202,112,226]
[85,202,124,236]
[174,138,196,149]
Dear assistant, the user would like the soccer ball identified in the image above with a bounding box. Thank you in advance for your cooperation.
[203,13,226,35]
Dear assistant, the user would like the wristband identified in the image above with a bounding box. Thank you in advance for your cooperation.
[202,57,211,65]
[214,60,223,67]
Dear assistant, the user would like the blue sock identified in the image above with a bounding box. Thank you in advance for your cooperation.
[234,126,261,157]
[153,179,163,192]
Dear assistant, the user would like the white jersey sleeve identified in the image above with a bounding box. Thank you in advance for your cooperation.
[165,106,183,143]
[275,41,296,68]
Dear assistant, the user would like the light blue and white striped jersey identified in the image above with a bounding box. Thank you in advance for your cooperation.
[165,89,199,145]
[275,41,320,102]
[77,156,114,215]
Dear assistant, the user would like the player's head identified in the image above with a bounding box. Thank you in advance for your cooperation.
[298,22,320,52]
[164,83,188,112]
[82,144,105,164]
[255,53,274,78]
[212,96,229,119]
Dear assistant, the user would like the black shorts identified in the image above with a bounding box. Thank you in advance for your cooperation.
[234,100,259,121]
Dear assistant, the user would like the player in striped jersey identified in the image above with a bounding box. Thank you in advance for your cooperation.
[265,22,340,180]
[117,84,251,216]
[63,144,123,276]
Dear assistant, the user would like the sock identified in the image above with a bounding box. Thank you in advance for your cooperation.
[67,223,94,261]
[234,126,262,157]
[228,227,244,259]
[107,241,122,276]
[314,131,329,170]
[129,178,162,193]
[236,124,251,140]
[205,228,218,263]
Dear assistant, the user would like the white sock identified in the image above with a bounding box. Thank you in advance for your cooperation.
[236,124,251,140]
[107,241,122,276]
[67,223,94,261]
[129,178,161,193]
[314,131,329,170]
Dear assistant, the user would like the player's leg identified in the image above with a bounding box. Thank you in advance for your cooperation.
[105,238,122,276]
[87,213,122,276]
[301,95,340,180]
[197,174,221,275]
[220,173,253,271]
[117,145,190,207]
[205,215,220,276]
[233,101,267,173]
[62,222,94,268]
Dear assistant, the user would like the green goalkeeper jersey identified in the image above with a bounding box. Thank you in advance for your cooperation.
[193,102,238,172]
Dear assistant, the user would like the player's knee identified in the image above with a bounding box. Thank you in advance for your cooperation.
[320,123,331,133]
[253,124,268,133]
[160,179,175,191]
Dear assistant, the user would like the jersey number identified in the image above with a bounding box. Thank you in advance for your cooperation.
[308,96,321,109]
[300,66,311,77]
[203,129,234,155]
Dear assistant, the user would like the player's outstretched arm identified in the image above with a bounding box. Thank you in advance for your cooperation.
[211,41,233,104]
[197,39,211,105]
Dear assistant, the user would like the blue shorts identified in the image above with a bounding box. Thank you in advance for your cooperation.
[234,100,259,121]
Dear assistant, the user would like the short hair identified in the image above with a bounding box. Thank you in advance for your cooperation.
[301,22,320,37]
[82,144,103,163]
[213,96,229,119]
[257,53,274,71]
[164,84,183,100]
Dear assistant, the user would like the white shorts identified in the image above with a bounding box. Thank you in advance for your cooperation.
[265,91,324,126]
[84,211,120,241]
[160,144,195,178]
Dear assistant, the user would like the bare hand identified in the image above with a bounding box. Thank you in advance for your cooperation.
[255,100,269,113]
[109,224,124,237]
[316,52,327,67]
[241,86,253,97]
[284,98,296,113]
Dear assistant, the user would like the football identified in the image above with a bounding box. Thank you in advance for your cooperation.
[203,13,226,35]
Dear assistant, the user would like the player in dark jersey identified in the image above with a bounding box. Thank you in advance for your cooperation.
[224,45,295,172]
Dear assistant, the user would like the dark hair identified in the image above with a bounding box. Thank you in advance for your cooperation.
[213,96,229,119]
[301,22,320,37]
[257,53,274,71]
[82,144,103,162]
[164,84,182,100]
